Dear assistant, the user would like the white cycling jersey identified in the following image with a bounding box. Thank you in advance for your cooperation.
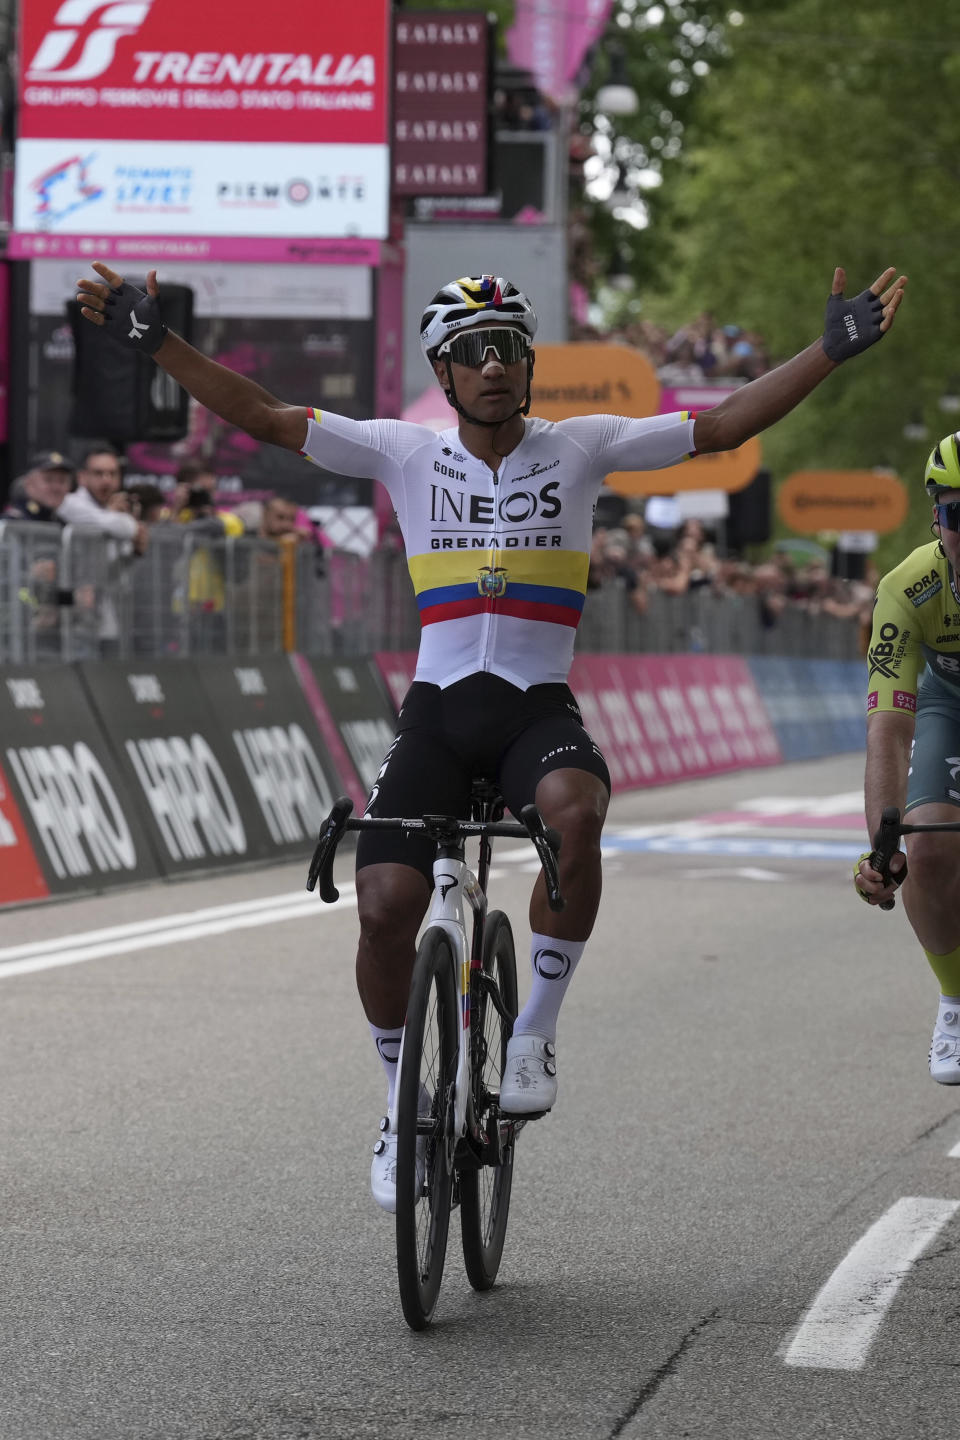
[301,408,697,690]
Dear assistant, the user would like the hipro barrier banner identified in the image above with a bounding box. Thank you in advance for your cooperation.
[196,656,344,851]
[78,657,267,876]
[0,664,157,898]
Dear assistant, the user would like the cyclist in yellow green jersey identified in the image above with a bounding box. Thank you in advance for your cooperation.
[856,432,960,1081]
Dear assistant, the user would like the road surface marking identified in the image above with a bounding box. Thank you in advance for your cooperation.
[0,886,356,979]
[782,1196,960,1370]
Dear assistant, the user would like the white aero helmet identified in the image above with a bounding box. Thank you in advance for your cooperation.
[419,275,538,361]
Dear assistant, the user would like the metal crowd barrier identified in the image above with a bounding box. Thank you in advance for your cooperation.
[0,521,863,665]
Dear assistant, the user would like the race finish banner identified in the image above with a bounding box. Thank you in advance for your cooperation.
[195,655,344,852]
[12,0,391,254]
[0,664,158,901]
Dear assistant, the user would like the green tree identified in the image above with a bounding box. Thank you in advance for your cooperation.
[650,0,960,566]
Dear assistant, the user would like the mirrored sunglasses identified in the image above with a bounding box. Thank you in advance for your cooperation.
[936,500,960,533]
[437,327,530,368]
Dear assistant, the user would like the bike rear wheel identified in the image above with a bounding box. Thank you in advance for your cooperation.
[396,927,458,1330]
[460,910,518,1291]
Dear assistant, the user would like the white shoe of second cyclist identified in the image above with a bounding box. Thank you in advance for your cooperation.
[499,1033,557,1116]
[930,999,960,1084]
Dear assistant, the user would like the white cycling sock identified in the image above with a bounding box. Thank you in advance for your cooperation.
[369,1023,403,1109]
[513,934,586,1042]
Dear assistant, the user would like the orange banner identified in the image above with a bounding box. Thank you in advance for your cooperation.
[530,344,660,422]
[777,470,908,535]
[606,435,762,497]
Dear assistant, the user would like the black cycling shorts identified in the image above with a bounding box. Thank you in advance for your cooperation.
[906,670,960,812]
[357,673,611,882]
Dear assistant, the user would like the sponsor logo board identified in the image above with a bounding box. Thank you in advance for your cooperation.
[194,657,345,849]
[0,665,156,895]
[16,1,391,239]
[78,658,268,873]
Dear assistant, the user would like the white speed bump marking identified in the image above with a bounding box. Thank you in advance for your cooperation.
[782,1196,960,1370]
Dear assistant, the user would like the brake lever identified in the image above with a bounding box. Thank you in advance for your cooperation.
[519,804,565,912]
[869,804,906,913]
[306,796,354,902]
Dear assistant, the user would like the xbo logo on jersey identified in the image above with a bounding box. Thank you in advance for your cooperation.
[868,621,908,680]
[27,0,155,83]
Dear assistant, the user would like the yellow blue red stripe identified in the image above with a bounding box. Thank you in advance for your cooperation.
[408,548,590,631]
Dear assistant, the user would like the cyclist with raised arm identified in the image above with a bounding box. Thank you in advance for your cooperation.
[77,260,905,1209]
[854,432,960,1083]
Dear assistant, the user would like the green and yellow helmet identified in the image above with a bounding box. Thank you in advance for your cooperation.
[925,432,960,498]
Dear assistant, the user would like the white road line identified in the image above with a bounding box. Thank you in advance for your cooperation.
[782,1196,960,1370]
[0,890,344,962]
[948,1141,960,1158]
[0,886,356,980]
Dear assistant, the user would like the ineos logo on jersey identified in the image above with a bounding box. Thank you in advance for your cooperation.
[430,480,561,526]
[534,947,571,980]
[27,0,155,83]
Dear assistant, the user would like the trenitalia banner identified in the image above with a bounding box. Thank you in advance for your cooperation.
[13,0,391,248]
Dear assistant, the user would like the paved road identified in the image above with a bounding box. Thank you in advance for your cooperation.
[2,753,959,1440]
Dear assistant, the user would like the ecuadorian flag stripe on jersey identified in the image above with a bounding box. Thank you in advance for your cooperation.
[409,548,590,629]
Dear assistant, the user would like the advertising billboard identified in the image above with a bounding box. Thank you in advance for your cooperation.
[13,0,391,250]
[393,11,490,197]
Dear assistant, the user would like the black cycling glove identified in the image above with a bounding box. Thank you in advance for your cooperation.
[98,280,168,356]
[822,284,886,363]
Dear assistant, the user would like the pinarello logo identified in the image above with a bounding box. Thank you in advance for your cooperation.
[26,0,155,83]
[287,179,312,205]
[534,947,571,980]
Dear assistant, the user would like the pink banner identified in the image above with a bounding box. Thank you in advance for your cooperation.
[507,0,614,104]
[658,383,742,416]
[290,655,368,813]
[0,263,8,443]
[568,654,781,789]
[375,238,405,419]
[8,232,381,266]
[374,651,782,791]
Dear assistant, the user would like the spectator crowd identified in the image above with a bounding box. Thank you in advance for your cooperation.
[2,441,873,657]
[587,506,876,650]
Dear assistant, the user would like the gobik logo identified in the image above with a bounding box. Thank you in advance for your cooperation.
[27,0,155,83]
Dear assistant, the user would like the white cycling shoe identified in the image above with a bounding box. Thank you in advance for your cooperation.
[370,1093,431,1212]
[930,999,960,1084]
[499,1033,557,1116]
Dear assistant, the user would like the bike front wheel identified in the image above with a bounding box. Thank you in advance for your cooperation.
[395,927,458,1330]
[460,909,518,1291]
